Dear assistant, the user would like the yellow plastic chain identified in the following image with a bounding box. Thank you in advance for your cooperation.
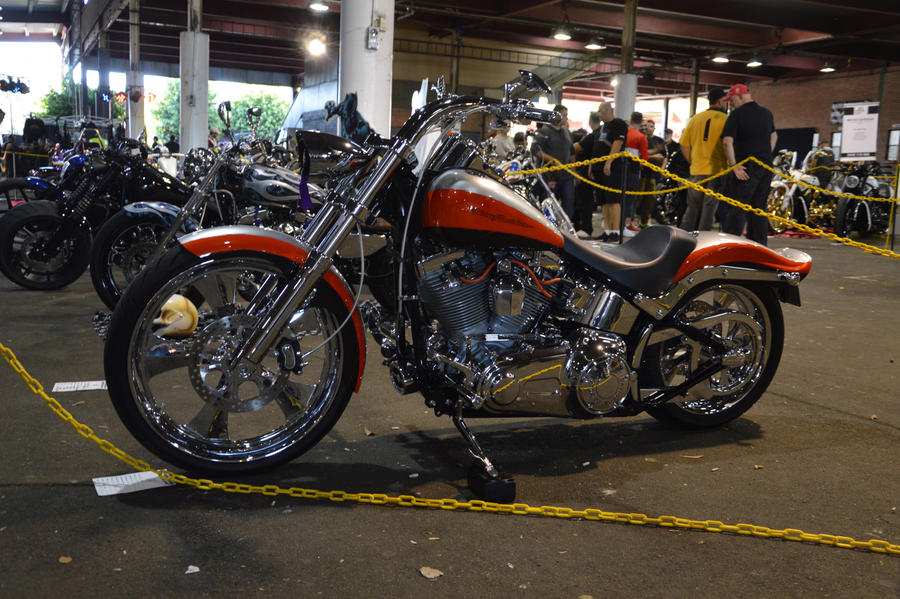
[1,340,897,556]
[510,154,900,260]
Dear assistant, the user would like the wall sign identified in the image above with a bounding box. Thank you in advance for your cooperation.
[839,101,880,162]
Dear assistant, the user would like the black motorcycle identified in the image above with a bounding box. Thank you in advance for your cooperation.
[0,139,189,290]
[833,162,896,238]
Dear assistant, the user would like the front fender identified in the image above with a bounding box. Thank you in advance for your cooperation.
[179,226,366,392]
[124,201,198,231]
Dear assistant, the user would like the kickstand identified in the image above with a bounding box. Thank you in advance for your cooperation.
[452,406,516,503]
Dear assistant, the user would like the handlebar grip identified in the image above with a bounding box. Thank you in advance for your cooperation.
[522,108,561,126]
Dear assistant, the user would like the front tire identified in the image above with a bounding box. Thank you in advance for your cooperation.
[0,200,91,289]
[90,210,169,310]
[104,246,360,474]
[643,283,784,428]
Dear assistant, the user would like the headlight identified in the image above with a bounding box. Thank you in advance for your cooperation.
[844,175,859,189]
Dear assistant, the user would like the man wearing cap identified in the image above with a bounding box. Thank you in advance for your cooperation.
[679,87,729,231]
[721,83,777,245]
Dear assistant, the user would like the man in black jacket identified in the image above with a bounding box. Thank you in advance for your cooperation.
[721,83,777,245]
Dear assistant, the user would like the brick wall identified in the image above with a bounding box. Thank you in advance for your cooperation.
[750,66,900,162]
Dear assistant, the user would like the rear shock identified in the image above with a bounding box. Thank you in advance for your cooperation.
[65,177,94,218]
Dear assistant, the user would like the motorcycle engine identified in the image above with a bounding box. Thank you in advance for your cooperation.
[416,249,632,416]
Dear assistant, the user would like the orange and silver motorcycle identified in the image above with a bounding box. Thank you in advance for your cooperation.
[104,72,812,501]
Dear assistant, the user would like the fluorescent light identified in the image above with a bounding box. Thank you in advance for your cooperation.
[585,37,606,51]
[309,1,328,11]
[552,25,571,41]
[712,55,729,64]
[747,58,763,68]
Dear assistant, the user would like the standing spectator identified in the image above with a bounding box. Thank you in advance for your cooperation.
[573,102,628,242]
[662,128,690,178]
[208,128,220,149]
[532,105,575,219]
[636,118,665,228]
[679,87,729,232]
[165,134,180,154]
[721,83,777,245]
[571,111,603,238]
[491,122,515,158]
[622,112,649,234]
[151,136,161,152]
[513,131,526,148]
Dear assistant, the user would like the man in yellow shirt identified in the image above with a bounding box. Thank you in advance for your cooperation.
[679,88,728,231]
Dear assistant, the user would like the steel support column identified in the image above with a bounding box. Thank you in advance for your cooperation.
[614,0,637,120]
[339,0,395,137]
[179,0,209,151]
[126,0,145,137]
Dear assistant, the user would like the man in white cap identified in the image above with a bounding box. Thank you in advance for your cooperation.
[721,83,777,245]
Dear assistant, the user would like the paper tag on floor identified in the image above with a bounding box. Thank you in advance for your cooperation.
[93,471,174,496]
[52,380,107,392]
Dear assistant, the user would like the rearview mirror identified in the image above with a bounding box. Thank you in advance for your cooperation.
[217,101,232,130]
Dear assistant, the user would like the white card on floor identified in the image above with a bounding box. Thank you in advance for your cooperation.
[93,471,174,496]
[52,380,108,392]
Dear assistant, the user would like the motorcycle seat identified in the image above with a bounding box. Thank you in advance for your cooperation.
[561,225,697,297]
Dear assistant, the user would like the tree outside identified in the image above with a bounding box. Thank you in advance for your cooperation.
[151,80,288,143]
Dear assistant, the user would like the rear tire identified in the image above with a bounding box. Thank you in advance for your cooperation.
[0,200,91,289]
[643,283,784,428]
[104,245,360,474]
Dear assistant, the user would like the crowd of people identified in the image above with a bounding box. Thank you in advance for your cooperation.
[522,83,777,245]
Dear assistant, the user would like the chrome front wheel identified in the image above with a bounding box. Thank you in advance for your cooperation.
[104,246,359,474]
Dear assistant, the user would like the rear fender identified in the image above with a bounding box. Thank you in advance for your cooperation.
[179,226,366,392]
[642,232,812,318]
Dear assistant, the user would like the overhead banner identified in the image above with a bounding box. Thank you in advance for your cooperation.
[839,101,880,162]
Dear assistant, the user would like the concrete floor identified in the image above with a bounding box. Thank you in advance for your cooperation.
[1,235,898,598]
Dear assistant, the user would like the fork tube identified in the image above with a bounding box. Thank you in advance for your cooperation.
[232,143,409,366]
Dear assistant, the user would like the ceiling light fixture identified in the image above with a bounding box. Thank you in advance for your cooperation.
[819,62,835,73]
[585,36,606,51]
[309,1,328,11]
[747,57,763,68]
[551,0,572,41]
[552,24,571,41]
[712,54,730,64]
[610,76,619,87]
[307,33,327,56]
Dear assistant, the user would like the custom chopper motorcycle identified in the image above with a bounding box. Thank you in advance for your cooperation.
[104,72,812,501]
[89,104,320,310]
[0,138,189,290]
[832,161,896,238]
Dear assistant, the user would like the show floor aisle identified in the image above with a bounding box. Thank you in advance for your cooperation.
[1,237,898,597]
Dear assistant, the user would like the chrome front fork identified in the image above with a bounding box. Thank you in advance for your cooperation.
[229,142,409,368]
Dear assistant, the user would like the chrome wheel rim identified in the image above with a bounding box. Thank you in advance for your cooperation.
[656,285,771,416]
[107,222,166,294]
[127,256,343,464]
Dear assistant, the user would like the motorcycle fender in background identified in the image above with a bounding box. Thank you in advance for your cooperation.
[124,201,200,232]
[24,176,54,191]
[179,225,366,391]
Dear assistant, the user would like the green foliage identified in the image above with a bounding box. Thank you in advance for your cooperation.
[151,80,219,140]
[151,80,287,142]
[39,75,75,117]
[231,91,289,140]
[38,75,125,120]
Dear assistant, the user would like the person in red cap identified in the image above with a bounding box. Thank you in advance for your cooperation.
[721,83,777,245]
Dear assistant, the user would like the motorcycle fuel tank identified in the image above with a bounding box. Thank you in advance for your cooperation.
[242,164,302,207]
[422,169,564,250]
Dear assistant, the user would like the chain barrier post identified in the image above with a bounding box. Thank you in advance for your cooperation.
[889,163,898,252]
